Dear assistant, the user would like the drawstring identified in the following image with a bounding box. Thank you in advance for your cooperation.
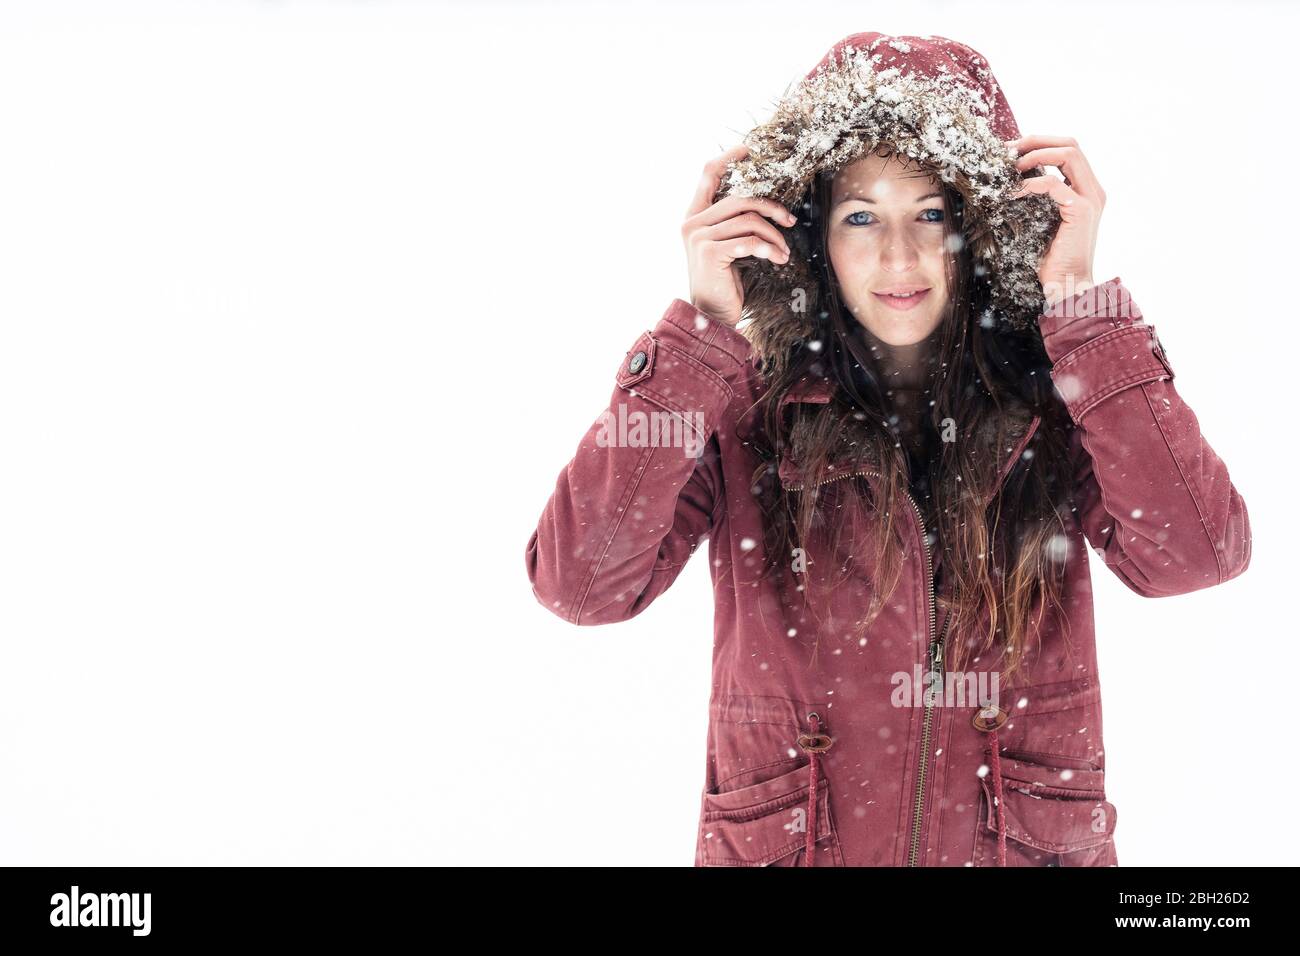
[987,727,1007,867]
[804,715,819,867]
[796,711,833,867]
[974,703,1008,867]
[795,707,1009,866]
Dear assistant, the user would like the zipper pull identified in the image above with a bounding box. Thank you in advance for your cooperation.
[928,638,945,693]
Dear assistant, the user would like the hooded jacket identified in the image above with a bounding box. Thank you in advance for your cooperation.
[525,33,1252,866]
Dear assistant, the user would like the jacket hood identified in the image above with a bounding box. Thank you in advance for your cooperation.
[713,32,1061,371]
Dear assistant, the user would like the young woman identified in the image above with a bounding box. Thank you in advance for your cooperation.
[525,32,1251,866]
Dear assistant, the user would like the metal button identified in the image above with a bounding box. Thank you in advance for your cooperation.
[628,350,647,374]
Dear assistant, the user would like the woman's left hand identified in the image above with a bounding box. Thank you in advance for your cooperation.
[1008,135,1105,308]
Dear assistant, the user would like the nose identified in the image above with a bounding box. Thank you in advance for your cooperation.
[878,225,920,273]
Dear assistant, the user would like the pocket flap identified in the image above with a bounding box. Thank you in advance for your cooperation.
[980,757,1117,854]
[700,762,834,866]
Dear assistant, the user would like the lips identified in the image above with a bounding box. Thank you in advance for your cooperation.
[872,288,931,311]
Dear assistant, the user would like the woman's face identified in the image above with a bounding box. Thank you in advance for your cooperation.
[827,152,950,347]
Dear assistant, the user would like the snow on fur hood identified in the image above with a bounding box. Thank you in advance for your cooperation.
[713,32,1061,371]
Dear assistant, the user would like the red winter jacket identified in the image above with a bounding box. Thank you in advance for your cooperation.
[525,34,1251,867]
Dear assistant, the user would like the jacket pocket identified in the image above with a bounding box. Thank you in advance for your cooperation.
[973,754,1118,867]
[698,761,844,866]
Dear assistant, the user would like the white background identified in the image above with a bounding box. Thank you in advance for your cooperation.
[0,0,1287,865]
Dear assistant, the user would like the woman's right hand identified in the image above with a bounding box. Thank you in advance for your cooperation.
[682,144,796,328]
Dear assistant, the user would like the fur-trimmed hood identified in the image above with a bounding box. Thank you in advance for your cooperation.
[713,32,1061,373]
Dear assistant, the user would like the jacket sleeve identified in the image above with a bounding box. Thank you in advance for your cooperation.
[1040,277,1252,597]
[525,298,753,625]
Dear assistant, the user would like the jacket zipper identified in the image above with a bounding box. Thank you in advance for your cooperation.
[785,466,946,866]
[909,594,949,866]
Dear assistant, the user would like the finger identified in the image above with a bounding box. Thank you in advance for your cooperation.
[705,233,789,268]
[1008,134,1084,164]
[1010,174,1085,210]
[1013,143,1089,187]
[1012,142,1103,202]
[698,212,791,258]
[693,193,797,231]
[686,145,753,219]
[1009,134,1078,151]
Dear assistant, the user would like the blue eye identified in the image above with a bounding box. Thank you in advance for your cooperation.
[842,208,945,226]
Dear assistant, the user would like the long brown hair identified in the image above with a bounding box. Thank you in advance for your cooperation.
[745,146,1079,688]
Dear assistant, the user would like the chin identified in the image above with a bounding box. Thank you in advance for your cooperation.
[860,310,943,346]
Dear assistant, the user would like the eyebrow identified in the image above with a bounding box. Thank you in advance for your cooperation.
[833,191,943,206]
